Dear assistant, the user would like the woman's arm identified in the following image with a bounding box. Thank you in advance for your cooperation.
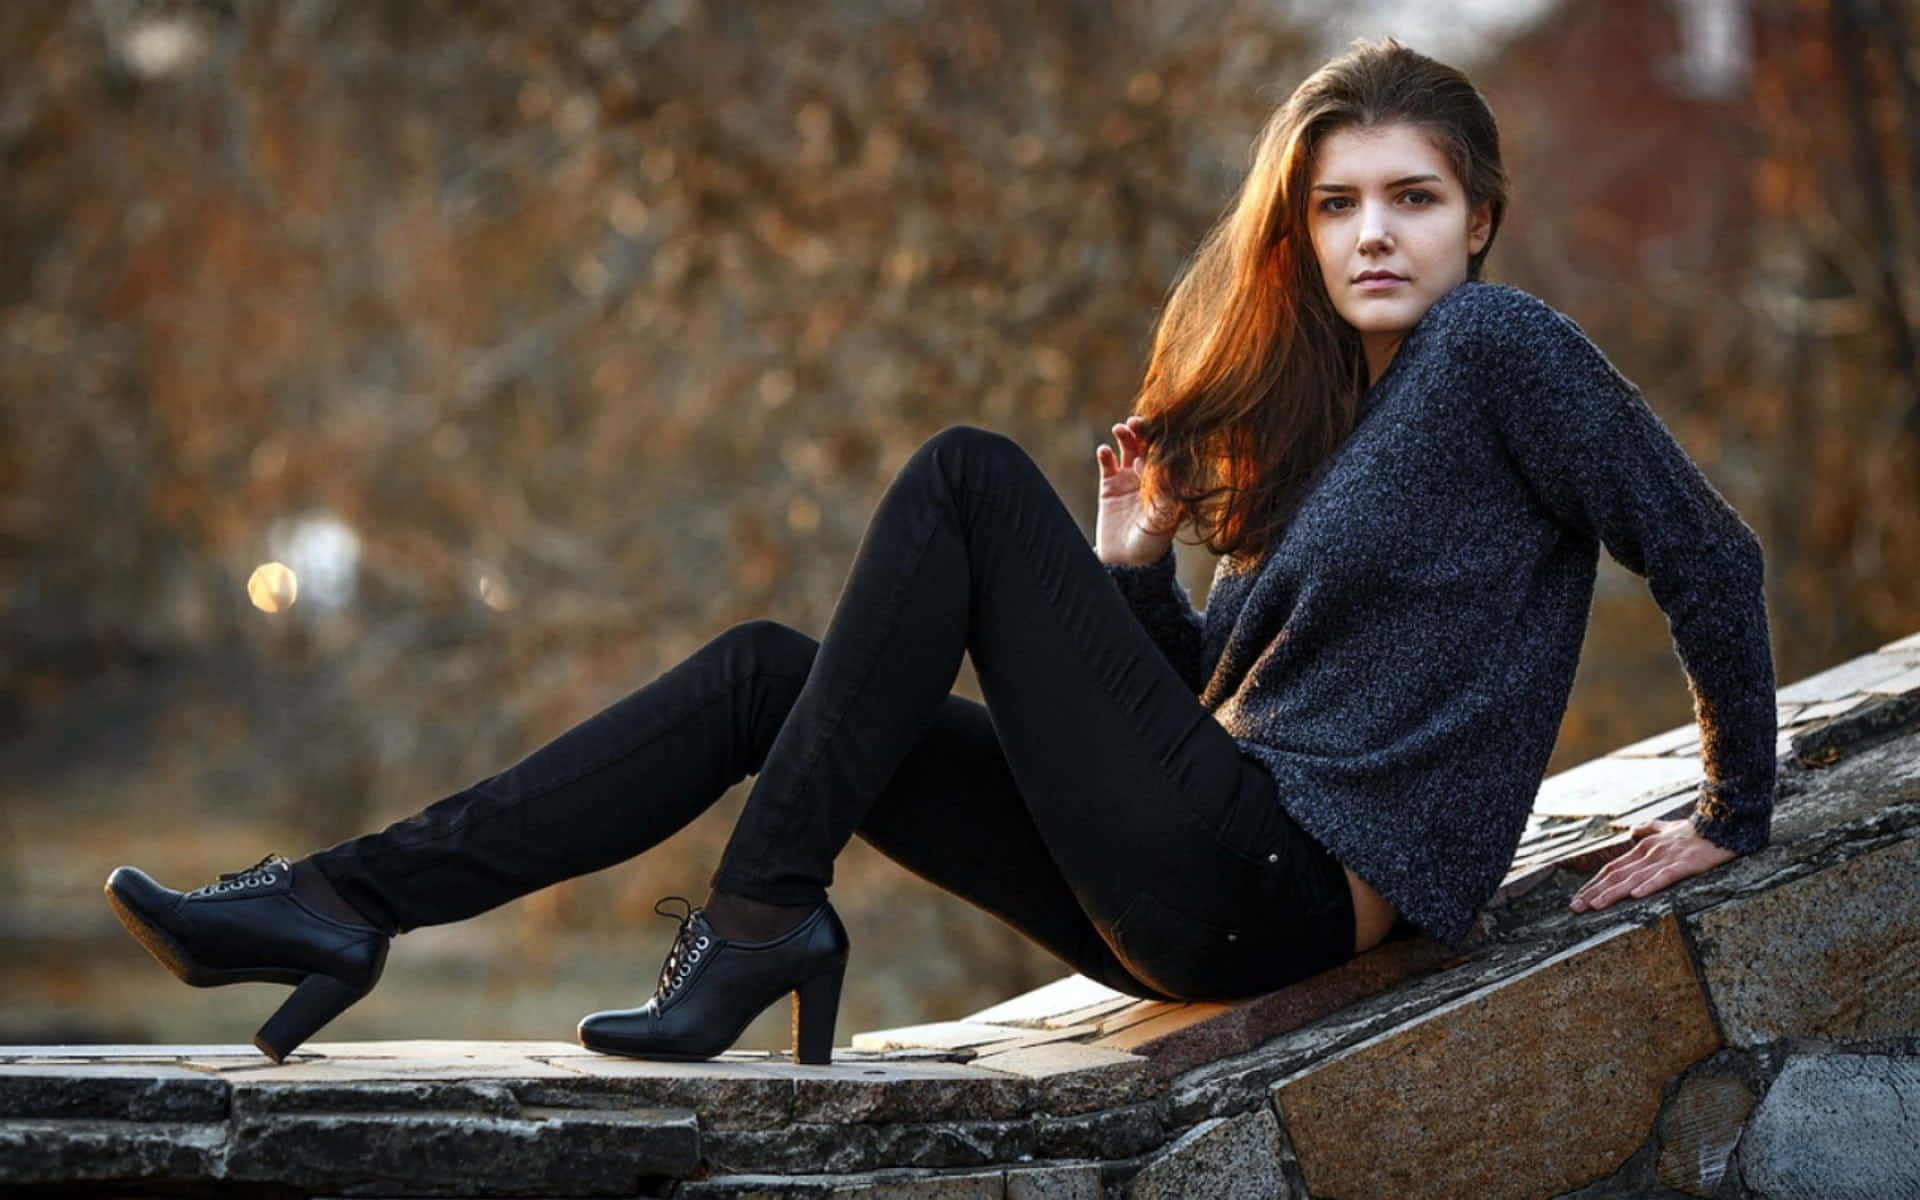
[1096,418,1206,692]
[1453,286,1777,893]
[1102,547,1207,693]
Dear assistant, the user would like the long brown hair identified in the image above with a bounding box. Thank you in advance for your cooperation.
[1135,38,1509,560]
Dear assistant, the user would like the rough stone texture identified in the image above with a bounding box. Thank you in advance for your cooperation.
[1165,933,1580,1123]
[679,1169,1003,1199]
[0,1120,228,1186]
[1689,835,1920,1046]
[826,1169,1006,1199]
[1124,1110,1285,1200]
[224,1105,700,1195]
[1736,1054,1920,1199]
[676,1165,1100,1199]
[1028,1100,1167,1161]
[1004,1163,1102,1199]
[967,1043,1155,1114]
[0,1062,229,1121]
[1090,934,1461,1079]
[1271,915,1719,1200]
[1772,723,1920,843]
[701,1120,1027,1177]
[1654,1071,1755,1197]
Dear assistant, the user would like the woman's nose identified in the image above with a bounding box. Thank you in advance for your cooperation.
[1358,204,1393,253]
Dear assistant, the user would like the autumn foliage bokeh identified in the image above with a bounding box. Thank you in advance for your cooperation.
[3,0,1915,1045]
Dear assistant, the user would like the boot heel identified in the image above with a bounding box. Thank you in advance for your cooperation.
[791,958,845,1065]
[255,972,364,1063]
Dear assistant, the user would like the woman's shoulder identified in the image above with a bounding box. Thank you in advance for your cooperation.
[1415,281,1612,377]
[1421,280,1575,340]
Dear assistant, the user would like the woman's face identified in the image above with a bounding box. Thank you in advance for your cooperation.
[1306,121,1492,383]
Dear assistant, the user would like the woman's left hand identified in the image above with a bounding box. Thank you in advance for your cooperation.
[1569,818,1737,912]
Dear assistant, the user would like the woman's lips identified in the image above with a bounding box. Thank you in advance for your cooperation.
[1354,275,1407,292]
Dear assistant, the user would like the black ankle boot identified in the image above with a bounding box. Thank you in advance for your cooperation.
[103,854,390,1063]
[577,896,849,1065]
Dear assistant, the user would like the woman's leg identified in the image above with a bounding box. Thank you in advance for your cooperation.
[713,425,1355,1001]
[305,619,818,935]
[305,610,1158,994]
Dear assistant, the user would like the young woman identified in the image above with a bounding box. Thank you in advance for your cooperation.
[104,38,1776,1066]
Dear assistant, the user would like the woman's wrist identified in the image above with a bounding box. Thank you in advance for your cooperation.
[1099,543,1174,569]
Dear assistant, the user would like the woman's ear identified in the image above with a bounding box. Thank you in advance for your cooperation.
[1467,200,1493,256]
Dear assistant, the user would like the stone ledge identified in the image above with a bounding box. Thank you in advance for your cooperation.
[6,632,1919,1197]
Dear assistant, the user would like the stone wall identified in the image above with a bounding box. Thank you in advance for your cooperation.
[4,631,1918,1196]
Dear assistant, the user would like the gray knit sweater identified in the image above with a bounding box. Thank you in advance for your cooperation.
[1103,280,1776,949]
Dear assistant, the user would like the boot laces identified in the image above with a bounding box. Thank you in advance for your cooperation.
[651,896,714,1000]
[188,854,289,897]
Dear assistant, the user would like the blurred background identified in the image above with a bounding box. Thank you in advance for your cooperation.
[4,0,1916,1051]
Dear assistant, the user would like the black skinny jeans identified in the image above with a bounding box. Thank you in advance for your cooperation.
[311,425,1357,1002]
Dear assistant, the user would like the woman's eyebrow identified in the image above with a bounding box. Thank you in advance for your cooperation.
[1310,173,1445,192]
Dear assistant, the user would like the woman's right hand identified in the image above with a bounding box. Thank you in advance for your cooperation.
[1095,416,1180,566]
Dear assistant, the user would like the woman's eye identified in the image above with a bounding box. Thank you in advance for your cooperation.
[1401,189,1435,206]
[1318,196,1352,213]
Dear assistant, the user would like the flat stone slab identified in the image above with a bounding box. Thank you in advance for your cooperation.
[1529,755,1705,817]
[1270,914,1720,1200]
[1775,646,1920,704]
[966,975,1138,1030]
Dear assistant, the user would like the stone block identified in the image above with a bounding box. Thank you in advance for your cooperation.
[1005,1162,1102,1199]
[224,1104,699,1194]
[521,1054,797,1130]
[1653,1071,1754,1197]
[1029,1100,1167,1161]
[1125,1110,1284,1200]
[1736,1053,1920,1199]
[830,1169,1006,1198]
[675,1176,839,1199]
[1788,693,1920,767]
[1770,728,1920,842]
[701,1119,1029,1176]
[0,1119,227,1185]
[1270,915,1718,1200]
[0,1063,229,1121]
[1092,935,1458,1079]
[1688,835,1920,1045]
[791,1061,1030,1125]
[231,1076,521,1118]
[969,1043,1154,1114]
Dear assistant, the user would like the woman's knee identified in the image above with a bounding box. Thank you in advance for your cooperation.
[908,424,1043,502]
[713,618,818,682]
[914,424,1026,473]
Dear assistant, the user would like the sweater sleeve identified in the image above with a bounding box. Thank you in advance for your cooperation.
[1102,545,1207,694]
[1462,288,1777,855]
